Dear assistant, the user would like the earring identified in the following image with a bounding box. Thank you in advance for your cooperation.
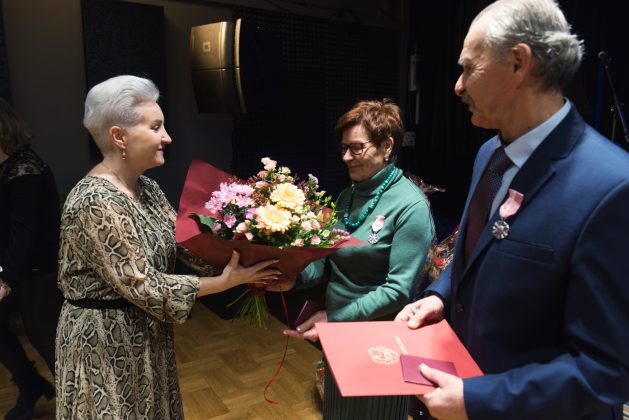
[385,156,390,162]
[122,150,126,160]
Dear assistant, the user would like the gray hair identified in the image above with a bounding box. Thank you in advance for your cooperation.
[473,0,584,92]
[83,75,160,153]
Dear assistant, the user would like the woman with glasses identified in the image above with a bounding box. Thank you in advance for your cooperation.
[269,99,435,419]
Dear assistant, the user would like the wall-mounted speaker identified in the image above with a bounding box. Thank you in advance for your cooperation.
[190,18,280,114]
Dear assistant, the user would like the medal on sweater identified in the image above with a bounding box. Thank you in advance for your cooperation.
[492,189,524,240]
[368,215,385,244]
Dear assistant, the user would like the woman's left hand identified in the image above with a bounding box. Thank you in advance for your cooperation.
[283,310,327,342]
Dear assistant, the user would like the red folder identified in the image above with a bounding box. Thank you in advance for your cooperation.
[316,320,483,396]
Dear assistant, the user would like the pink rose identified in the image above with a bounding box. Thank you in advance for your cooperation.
[245,208,256,219]
[236,222,249,234]
[223,214,237,228]
[261,157,277,171]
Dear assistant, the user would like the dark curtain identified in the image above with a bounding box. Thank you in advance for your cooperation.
[406,1,629,238]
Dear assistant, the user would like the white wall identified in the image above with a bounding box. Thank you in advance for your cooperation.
[3,0,89,197]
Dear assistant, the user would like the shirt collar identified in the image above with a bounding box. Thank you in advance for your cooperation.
[498,100,571,168]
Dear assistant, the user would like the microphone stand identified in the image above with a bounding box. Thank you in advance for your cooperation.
[599,51,629,143]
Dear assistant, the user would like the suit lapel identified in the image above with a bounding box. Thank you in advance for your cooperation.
[458,106,586,283]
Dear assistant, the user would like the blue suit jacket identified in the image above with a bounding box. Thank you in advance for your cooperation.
[428,107,629,419]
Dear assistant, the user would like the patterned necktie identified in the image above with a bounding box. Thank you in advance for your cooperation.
[464,146,512,262]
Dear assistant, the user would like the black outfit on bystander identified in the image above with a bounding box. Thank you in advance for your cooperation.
[0,147,63,420]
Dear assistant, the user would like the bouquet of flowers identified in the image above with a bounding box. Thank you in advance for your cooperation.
[424,226,459,282]
[198,157,349,248]
[176,158,359,328]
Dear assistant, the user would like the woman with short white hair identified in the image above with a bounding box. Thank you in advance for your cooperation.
[55,75,280,419]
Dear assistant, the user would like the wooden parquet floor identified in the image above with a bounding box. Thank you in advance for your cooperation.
[0,303,323,419]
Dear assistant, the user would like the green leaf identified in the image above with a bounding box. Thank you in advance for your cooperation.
[192,213,217,230]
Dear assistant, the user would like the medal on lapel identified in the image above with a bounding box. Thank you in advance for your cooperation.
[491,219,510,239]
[492,189,524,240]
[368,215,385,244]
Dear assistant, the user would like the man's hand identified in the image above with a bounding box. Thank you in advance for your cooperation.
[394,295,445,328]
[283,309,327,342]
[417,364,468,420]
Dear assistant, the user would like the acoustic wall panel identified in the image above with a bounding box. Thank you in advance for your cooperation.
[81,0,166,158]
[230,6,400,197]
[81,0,166,93]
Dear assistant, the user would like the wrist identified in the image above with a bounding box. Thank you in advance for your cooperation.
[422,290,444,305]
[197,271,231,298]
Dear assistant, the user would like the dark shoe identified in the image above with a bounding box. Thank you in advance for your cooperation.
[5,371,55,420]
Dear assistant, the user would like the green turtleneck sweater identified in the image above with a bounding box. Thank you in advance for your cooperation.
[298,164,434,322]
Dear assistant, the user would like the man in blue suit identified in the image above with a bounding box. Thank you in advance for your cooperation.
[396,0,629,419]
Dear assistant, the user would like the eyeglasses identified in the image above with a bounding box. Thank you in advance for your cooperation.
[340,142,373,156]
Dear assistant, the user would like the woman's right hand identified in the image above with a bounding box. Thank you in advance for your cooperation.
[197,251,282,297]
[220,250,281,288]
[283,310,327,342]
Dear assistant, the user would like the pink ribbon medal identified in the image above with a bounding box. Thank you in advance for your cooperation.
[368,215,385,244]
[492,189,524,240]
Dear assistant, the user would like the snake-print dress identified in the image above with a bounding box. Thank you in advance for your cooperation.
[55,175,207,419]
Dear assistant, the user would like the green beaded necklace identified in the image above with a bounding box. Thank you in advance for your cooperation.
[343,166,398,231]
